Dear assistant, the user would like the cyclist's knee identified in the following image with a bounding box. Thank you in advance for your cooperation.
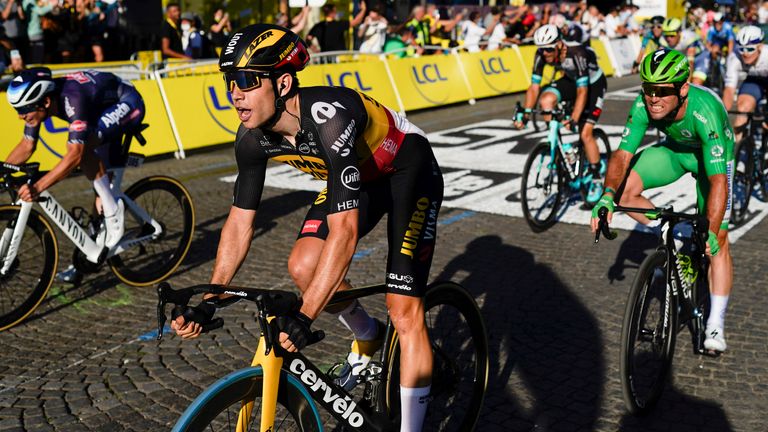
[287,252,317,291]
[539,91,558,109]
[386,296,425,335]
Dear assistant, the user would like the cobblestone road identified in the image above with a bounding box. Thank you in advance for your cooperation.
[1,76,767,431]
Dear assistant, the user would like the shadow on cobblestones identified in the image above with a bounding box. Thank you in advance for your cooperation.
[606,230,658,284]
[435,235,603,431]
[618,383,733,431]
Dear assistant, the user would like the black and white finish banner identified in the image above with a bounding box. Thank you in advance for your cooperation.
[221,119,767,242]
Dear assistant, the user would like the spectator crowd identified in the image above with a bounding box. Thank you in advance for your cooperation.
[2,0,767,73]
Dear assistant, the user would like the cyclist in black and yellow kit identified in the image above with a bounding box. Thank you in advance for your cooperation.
[171,24,444,432]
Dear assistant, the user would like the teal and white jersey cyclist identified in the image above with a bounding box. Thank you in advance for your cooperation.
[590,48,734,354]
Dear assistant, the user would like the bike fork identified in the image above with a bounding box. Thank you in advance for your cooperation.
[0,201,33,275]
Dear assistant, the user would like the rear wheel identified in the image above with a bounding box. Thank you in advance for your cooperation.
[172,367,322,432]
[109,176,194,286]
[0,206,58,331]
[521,142,566,232]
[620,250,677,415]
[731,139,754,227]
[386,282,489,432]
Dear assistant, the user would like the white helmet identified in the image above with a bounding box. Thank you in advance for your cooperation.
[736,25,764,47]
[712,12,724,22]
[6,67,56,114]
[534,24,561,48]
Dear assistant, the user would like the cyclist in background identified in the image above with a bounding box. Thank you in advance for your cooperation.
[661,18,705,80]
[170,24,444,432]
[632,15,665,73]
[514,24,608,205]
[723,25,768,142]
[5,67,145,255]
[691,12,735,88]
[590,48,734,354]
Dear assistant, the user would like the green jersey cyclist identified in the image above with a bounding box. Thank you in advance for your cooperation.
[170,24,445,431]
[590,48,734,353]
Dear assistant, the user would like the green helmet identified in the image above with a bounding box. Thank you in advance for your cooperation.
[640,48,689,84]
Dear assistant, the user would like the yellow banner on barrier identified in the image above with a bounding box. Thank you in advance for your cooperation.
[0,80,178,171]
[457,48,529,99]
[160,73,240,149]
[298,61,400,110]
[589,39,615,77]
[387,55,472,111]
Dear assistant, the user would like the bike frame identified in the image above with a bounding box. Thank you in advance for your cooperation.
[238,284,398,432]
[0,179,163,273]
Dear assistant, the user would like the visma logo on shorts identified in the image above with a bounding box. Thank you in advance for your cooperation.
[290,358,365,427]
[325,71,372,91]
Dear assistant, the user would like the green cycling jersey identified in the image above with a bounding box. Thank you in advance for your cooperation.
[619,84,734,178]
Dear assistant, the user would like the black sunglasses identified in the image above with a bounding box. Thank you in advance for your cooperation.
[223,70,271,92]
[15,102,44,115]
[541,47,557,53]
[642,83,679,98]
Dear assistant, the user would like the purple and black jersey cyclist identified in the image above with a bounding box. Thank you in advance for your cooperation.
[6,67,146,253]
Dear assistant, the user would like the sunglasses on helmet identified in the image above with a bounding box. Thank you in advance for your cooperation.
[223,70,272,92]
[641,83,680,98]
[739,45,759,54]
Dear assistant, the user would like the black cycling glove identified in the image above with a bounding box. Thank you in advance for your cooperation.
[276,311,314,350]
[172,299,217,326]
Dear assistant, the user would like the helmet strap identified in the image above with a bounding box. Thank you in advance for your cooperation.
[260,76,287,130]
[663,83,687,121]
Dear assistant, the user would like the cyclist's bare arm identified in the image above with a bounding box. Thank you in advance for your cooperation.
[723,86,736,111]
[297,209,359,320]
[590,149,633,231]
[5,137,36,165]
[571,86,588,123]
[706,173,728,236]
[19,142,83,202]
[524,83,541,110]
[172,205,256,339]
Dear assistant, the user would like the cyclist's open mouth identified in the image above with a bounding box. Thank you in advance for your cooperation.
[648,103,666,114]
[236,107,252,122]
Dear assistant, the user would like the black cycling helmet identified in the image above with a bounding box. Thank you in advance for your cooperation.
[650,15,665,26]
[218,23,310,74]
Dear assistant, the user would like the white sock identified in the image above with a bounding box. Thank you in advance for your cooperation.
[93,175,117,216]
[707,294,729,330]
[400,385,431,432]
[337,299,378,341]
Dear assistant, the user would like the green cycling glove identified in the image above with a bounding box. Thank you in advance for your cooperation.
[591,192,615,219]
[707,230,720,256]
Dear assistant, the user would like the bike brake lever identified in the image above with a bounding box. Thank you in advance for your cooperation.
[156,282,170,340]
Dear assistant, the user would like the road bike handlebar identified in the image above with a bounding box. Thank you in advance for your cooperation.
[156,282,325,351]
[594,205,710,244]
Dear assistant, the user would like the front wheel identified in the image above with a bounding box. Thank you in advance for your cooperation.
[109,176,195,286]
[620,250,677,416]
[731,139,754,227]
[521,142,566,232]
[0,206,58,331]
[386,281,489,432]
[172,367,322,432]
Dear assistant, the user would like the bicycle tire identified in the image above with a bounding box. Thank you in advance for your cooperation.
[578,128,612,205]
[758,130,768,201]
[172,367,323,432]
[688,257,710,352]
[731,138,754,226]
[0,205,58,331]
[109,176,195,286]
[620,250,678,416]
[385,281,489,432]
[521,142,566,232]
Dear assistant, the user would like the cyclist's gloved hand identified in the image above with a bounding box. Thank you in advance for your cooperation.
[707,230,720,257]
[590,191,615,232]
[171,300,216,339]
[277,311,314,352]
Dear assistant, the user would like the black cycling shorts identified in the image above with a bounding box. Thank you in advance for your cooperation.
[543,74,607,125]
[297,133,444,298]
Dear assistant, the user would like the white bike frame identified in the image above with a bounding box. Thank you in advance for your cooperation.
[0,178,163,274]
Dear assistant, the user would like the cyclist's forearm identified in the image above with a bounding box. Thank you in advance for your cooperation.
[706,175,727,234]
[35,145,83,192]
[572,87,587,122]
[604,150,633,196]
[300,214,357,319]
[723,87,735,111]
[5,138,36,165]
[524,85,540,109]
[209,207,256,287]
